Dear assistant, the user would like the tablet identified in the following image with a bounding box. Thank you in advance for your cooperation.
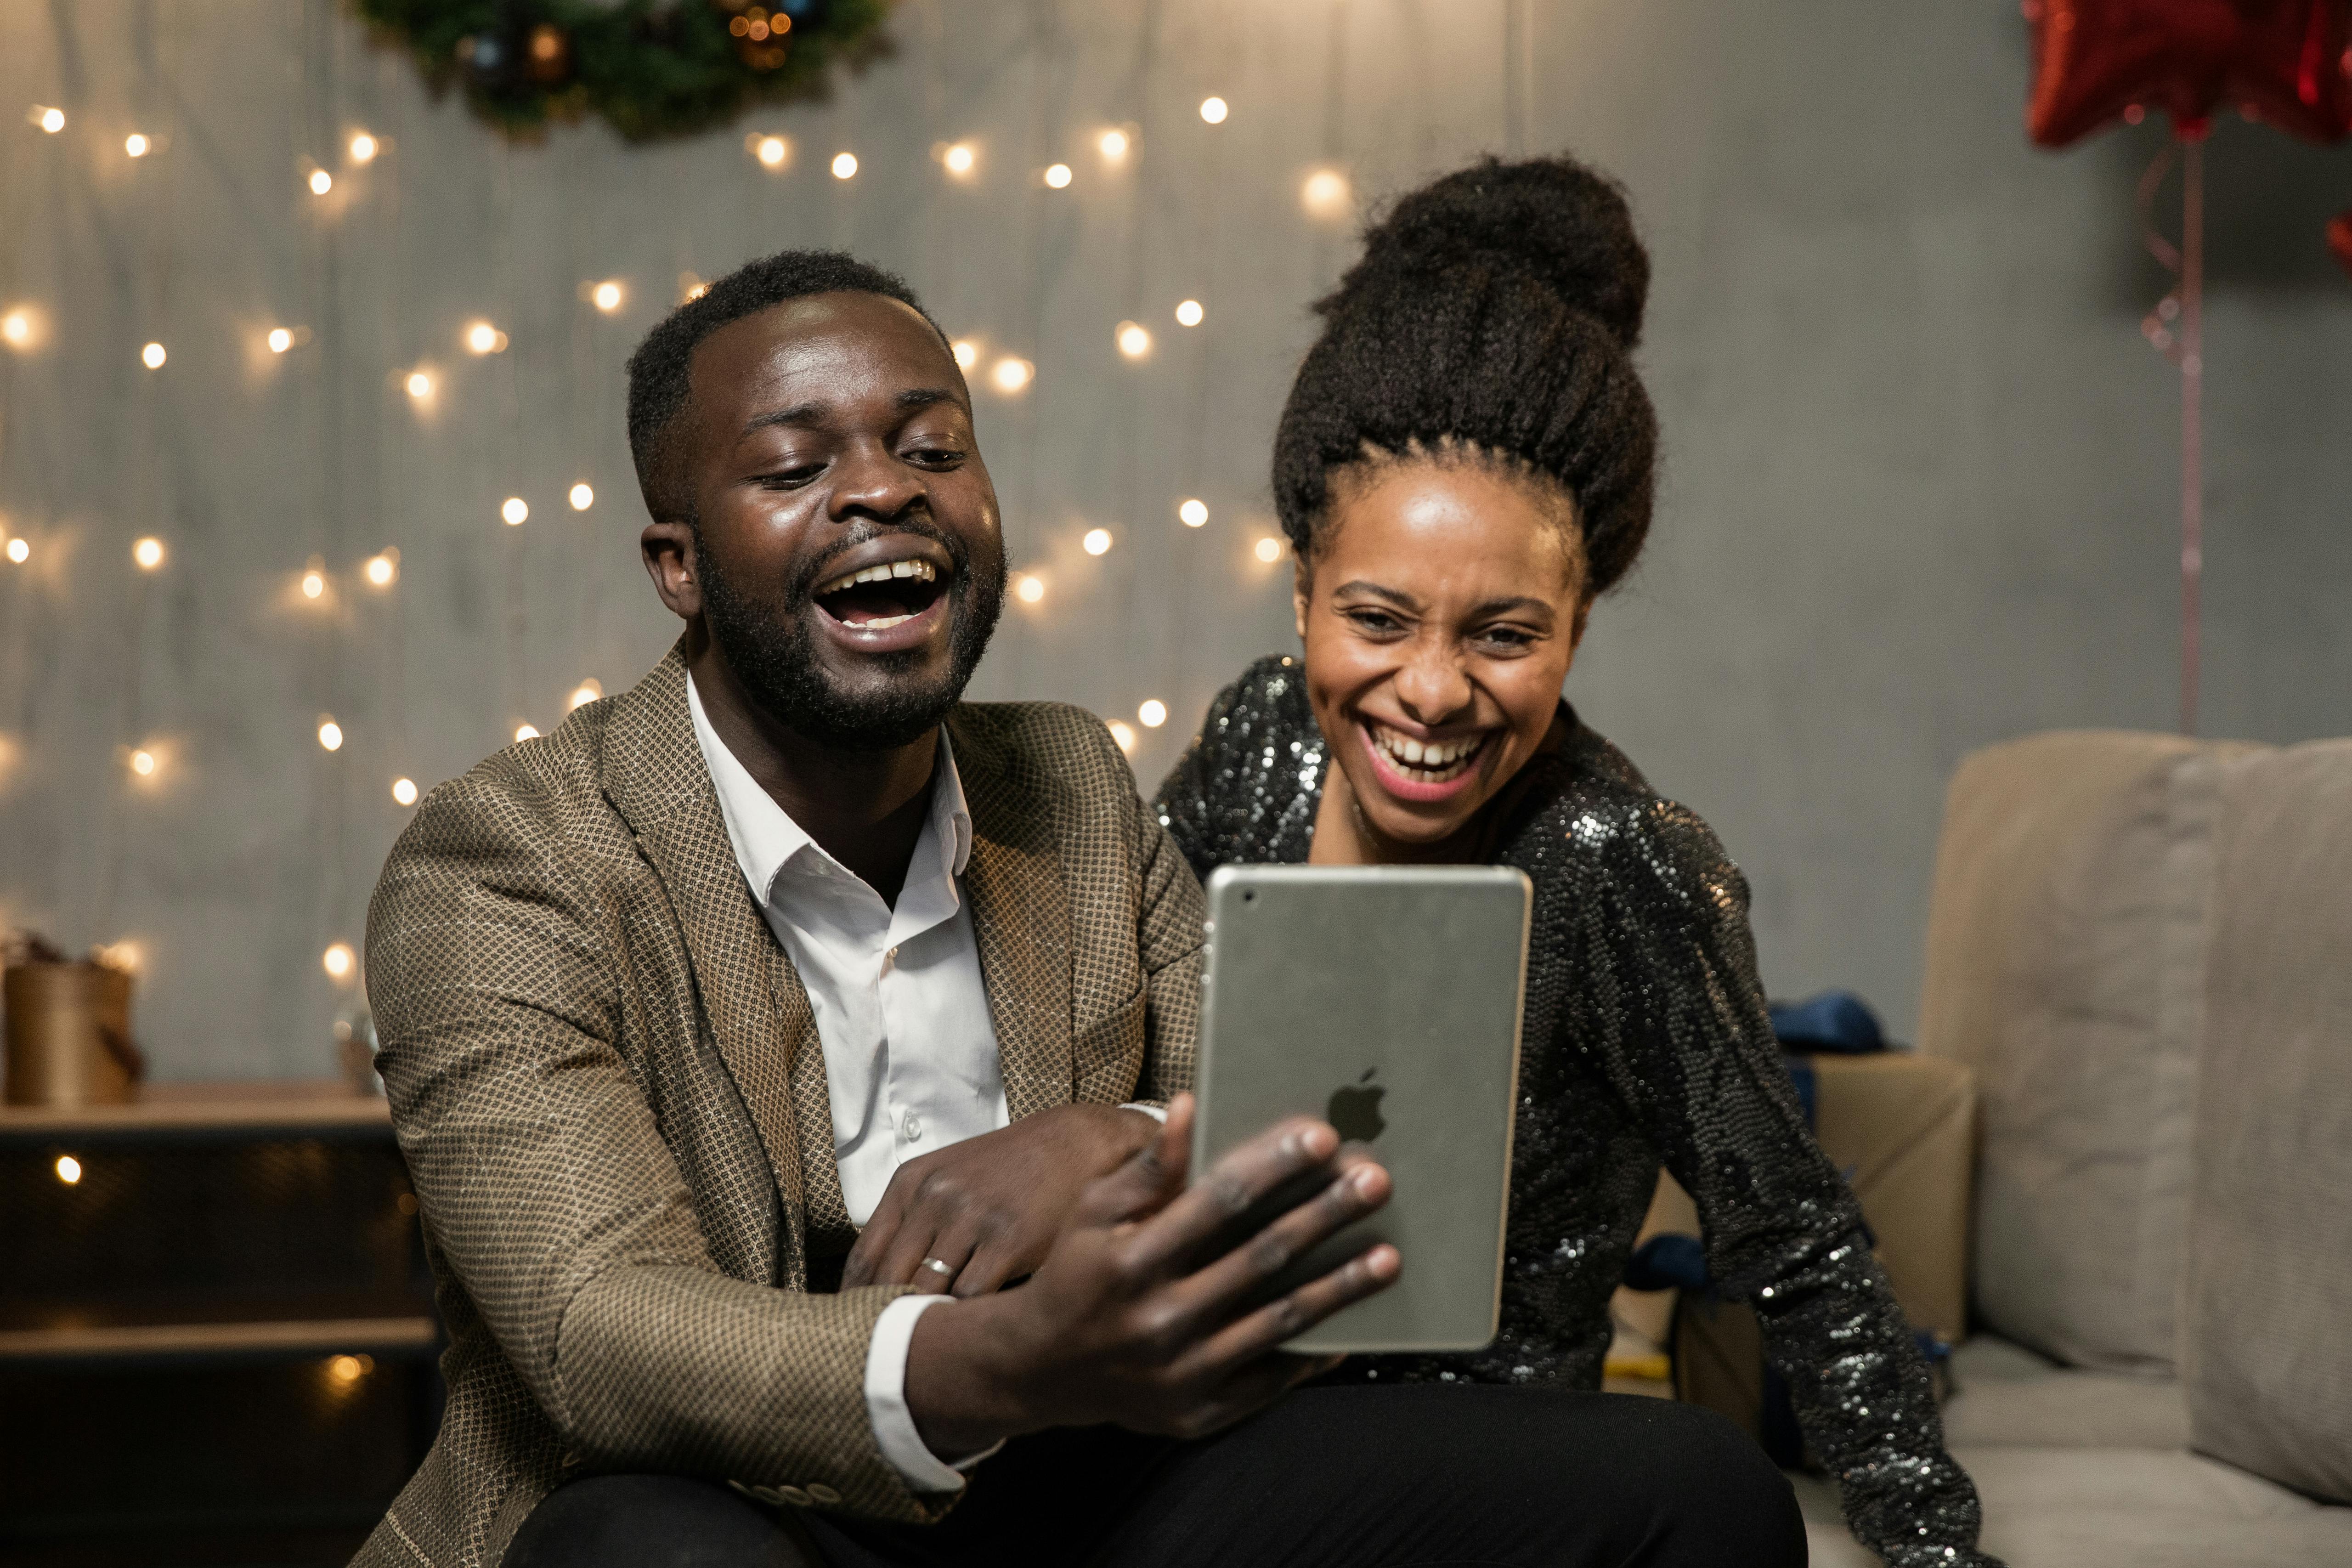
[1190,863,1531,1354]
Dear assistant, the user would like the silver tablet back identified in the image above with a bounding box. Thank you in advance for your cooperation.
[1191,863,1531,1353]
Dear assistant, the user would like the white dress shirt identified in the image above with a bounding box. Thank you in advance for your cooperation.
[688,675,1003,1493]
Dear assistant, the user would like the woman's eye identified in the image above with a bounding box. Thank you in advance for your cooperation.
[1344,608,1405,635]
[1478,625,1538,650]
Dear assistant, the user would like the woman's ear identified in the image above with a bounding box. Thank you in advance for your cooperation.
[1292,558,1312,642]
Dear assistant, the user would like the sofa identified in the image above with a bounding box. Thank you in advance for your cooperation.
[1795,731,2352,1566]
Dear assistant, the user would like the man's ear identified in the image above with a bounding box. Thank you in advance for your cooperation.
[642,516,702,623]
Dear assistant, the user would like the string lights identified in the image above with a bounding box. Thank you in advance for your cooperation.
[1116,321,1152,359]
[317,718,344,751]
[752,133,790,169]
[464,320,508,355]
[364,549,399,587]
[1108,720,1137,753]
[405,369,433,399]
[952,339,980,369]
[322,941,355,979]
[514,723,539,742]
[124,133,151,158]
[569,679,603,709]
[309,168,334,195]
[942,141,977,176]
[1175,299,1204,327]
[1199,96,1228,124]
[989,356,1033,394]
[348,130,379,164]
[130,748,157,777]
[1097,128,1130,162]
[1083,528,1114,556]
[267,327,294,353]
[2,308,33,348]
[569,482,594,510]
[501,497,529,526]
[141,341,167,369]
[1179,498,1209,528]
[1301,167,1352,220]
[590,280,624,312]
[1255,536,1284,563]
[831,151,858,180]
[33,106,65,133]
[1014,573,1046,604]
[5,538,28,565]
[1044,162,1073,189]
[390,776,418,806]
[132,537,165,571]
[301,563,327,599]
[1138,700,1167,728]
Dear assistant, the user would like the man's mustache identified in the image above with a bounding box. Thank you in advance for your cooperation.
[783,515,967,607]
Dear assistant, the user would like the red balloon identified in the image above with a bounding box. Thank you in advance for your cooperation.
[2025,0,2352,145]
[2328,210,2352,279]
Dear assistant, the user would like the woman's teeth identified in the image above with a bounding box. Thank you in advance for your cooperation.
[814,558,939,597]
[1369,723,1483,781]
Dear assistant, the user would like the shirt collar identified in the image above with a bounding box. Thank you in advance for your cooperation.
[686,671,972,906]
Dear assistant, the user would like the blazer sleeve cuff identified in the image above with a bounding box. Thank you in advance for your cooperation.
[865,1294,1004,1492]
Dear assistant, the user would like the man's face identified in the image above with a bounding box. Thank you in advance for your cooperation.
[667,291,1005,750]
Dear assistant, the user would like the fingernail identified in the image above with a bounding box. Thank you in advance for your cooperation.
[1351,1167,1380,1198]
[1368,1246,1400,1279]
[1302,1124,1336,1159]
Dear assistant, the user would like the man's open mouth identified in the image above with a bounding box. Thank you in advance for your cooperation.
[811,557,949,630]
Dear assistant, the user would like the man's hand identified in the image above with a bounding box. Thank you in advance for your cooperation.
[902,1094,1397,1457]
[841,1103,1161,1296]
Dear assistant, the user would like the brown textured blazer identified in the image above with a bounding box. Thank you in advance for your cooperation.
[357,646,1203,1568]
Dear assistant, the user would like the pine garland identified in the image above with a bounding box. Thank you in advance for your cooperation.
[354,0,893,143]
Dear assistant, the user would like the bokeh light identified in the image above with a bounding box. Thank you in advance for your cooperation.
[990,357,1033,395]
[943,142,976,176]
[1116,322,1151,359]
[1199,96,1228,125]
[1302,168,1352,220]
[322,942,356,980]
[755,135,790,169]
[309,168,333,195]
[349,130,378,164]
[464,321,507,355]
[124,133,150,158]
[1098,129,1129,161]
[317,718,344,752]
[590,281,623,312]
[1255,536,1284,563]
[300,568,326,599]
[54,1155,82,1184]
[831,151,858,180]
[1044,162,1073,189]
[141,341,166,369]
[1083,527,1113,556]
[514,723,540,742]
[502,497,529,526]
[1139,699,1168,729]
[133,537,164,571]
[6,538,29,565]
[570,679,603,710]
[569,482,594,511]
[267,327,293,353]
[405,370,432,399]
[35,107,65,134]
[1108,720,1137,753]
[1179,498,1210,528]
[364,550,398,587]
[130,748,157,777]
[952,339,979,370]
[1175,299,1204,327]
[1015,573,1046,604]
[390,776,418,806]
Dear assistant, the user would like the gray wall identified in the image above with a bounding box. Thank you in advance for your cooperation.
[3,1,2347,1080]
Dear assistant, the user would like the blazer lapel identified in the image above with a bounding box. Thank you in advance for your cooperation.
[950,710,1076,1121]
[599,645,821,1276]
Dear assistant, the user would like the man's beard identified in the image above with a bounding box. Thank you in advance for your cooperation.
[695,519,1005,753]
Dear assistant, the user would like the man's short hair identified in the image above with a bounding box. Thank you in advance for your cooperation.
[623,250,949,521]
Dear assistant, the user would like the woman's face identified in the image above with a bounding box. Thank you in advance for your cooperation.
[1296,461,1587,851]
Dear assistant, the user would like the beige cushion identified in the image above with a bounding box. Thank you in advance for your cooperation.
[1793,1448,2352,1568]
[2185,742,2352,1505]
[1917,732,2259,1371]
[1944,1333,2188,1450]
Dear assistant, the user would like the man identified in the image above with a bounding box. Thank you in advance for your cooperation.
[362,250,1801,1568]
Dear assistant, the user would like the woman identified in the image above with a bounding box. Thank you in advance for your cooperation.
[1156,157,1995,1568]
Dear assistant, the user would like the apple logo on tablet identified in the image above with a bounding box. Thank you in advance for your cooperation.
[1327,1068,1387,1143]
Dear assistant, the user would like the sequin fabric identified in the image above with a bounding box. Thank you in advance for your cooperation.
[1154,655,1997,1568]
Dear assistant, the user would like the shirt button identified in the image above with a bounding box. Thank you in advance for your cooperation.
[903,1111,924,1142]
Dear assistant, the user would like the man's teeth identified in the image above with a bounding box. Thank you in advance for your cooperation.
[857,613,914,630]
[815,558,939,597]
[1371,725,1481,778]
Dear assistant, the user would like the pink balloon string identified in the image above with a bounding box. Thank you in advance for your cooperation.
[2137,133,2204,736]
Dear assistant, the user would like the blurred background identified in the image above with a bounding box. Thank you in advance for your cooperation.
[3,2,2349,1077]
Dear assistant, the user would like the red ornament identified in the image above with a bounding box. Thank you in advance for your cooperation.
[2329,210,2352,278]
[2025,0,2352,145]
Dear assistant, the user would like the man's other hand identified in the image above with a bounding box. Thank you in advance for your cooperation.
[902,1095,1397,1457]
[842,1103,1161,1296]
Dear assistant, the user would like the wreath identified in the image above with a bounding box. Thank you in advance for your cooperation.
[355,0,893,143]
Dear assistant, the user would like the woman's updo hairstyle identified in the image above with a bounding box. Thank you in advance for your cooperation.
[1272,154,1657,596]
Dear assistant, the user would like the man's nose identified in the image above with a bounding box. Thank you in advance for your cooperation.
[829,441,926,523]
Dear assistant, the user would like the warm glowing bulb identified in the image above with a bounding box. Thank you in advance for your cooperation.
[124,133,150,157]
[990,357,1033,394]
[952,339,979,370]
[322,941,355,979]
[569,679,603,710]
[349,131,378,164]
[2,311,28,346]
[317,719,344,752]
[1116,322,1152,359]
[141,341,166,369]
[37,107,65,134]
[1255,535,1283,563]
[943,142,976,175]
[405,370,432,399]
[1083,527,1113,556]
[568,482,594,511]
[1098,129,1129,160]
[753,135,789,169]
[132,537,164,570]
[1015,573,1045,604]
[55,1155,82,1184]
[590,280,622,312]
[390,776,418,806]
[1302,168,1352,219]
[6,538,28,564]
[1178,498,1209,528]
[309,168,333,195]
[514,723,540,742]
[502,497,529,526]
[1175,299,1204,327]
[1108,720,1137,753]
[364,551,397,587]
[1044,162,1073,189]
[301,570,326,599]
[1199,96,1228,125]
[831,152,858,180]
[1139,699,1168,729]
[327,1353,366,1384]
[464,321,504,355]
[266,327,293,353]
[130,749,157,777]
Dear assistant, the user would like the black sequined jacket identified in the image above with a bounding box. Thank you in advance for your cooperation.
[1153,656,1994,1568]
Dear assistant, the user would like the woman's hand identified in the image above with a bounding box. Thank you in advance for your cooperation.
[903,1094,1398,1456]
[841,1103,1162,1296]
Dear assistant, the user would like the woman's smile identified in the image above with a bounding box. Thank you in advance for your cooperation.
[1357,716,1496,802]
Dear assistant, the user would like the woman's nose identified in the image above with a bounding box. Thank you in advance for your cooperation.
[1393,646,1473,726]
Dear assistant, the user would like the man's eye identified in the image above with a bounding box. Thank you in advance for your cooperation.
[763,463,826,488]
[906,445,966,467]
